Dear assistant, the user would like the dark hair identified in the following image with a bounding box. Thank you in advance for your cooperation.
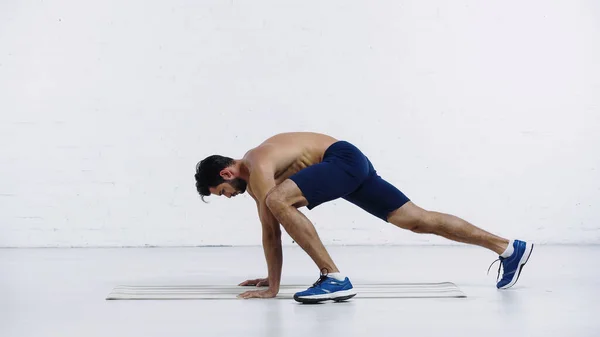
[195,155,235,202]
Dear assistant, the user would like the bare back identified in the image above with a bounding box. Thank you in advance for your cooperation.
[242,132,338,186]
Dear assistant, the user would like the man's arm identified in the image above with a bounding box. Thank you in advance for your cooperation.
[255,196,283,290]
[249,167,283,292]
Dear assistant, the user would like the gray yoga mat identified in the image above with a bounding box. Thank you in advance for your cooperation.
[106,282,466,300]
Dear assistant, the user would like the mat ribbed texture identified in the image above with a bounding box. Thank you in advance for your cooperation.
[106,282,466,300]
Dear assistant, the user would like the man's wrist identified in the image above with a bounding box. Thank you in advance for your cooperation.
[268,283,280,292]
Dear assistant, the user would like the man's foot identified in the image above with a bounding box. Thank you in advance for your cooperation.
[489,239,534,289]
[293,269,357,304]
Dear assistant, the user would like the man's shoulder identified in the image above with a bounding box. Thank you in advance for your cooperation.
[244,144,276,168]
[245,160,277,201]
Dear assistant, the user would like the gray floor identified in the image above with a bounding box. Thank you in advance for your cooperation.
[1,245,598,337]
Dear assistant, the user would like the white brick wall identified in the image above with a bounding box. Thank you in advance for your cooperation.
[1,0,599,247]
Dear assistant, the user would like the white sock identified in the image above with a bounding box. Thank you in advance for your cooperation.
[327,272,346,281]
[500,240,515,258]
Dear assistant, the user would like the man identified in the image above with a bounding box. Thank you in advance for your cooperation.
[194,132,534,303]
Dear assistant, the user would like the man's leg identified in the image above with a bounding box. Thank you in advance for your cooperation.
[344,169,533,289]
[268,141,370,274]
[265,142,371,303]
[387,201,509,254]
[265,179,340,273]
[266,178,358,303]
[342,166,510,254]
[385,201,534,289]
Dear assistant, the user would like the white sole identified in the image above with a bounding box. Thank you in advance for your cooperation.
[295,289,357,301]
[499,242,534,289]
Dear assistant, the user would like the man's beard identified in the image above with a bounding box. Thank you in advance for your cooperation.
[229,178,247,193]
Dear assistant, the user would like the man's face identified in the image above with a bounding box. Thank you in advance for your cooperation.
[209,178,247,198]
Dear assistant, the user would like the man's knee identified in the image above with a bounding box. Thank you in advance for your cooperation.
[265,187,287,213]
[403,216,429,233]
[388,203,438,234]
[415,211,440,234]
[266,179,308,213]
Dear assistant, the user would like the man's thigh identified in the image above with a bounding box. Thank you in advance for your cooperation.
[288,160,367,210]
[343,174,411,222]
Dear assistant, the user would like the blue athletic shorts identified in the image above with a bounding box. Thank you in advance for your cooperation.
[288,140,410,222]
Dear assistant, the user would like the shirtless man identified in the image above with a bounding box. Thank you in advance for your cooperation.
[194,132,534,303]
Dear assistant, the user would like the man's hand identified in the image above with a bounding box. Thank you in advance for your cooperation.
[239,278,269,287]
[237,287,278,299]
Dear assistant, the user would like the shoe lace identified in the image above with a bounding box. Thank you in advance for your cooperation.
[487,258,504,282]
[310,268,329,288]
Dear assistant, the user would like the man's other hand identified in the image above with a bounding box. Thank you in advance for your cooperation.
[237,288,278,299]
[238,278,269,287]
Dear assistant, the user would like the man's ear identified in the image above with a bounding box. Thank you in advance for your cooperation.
[220,168,234,180]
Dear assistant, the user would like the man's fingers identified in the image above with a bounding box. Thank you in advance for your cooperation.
[239,279,259,286]
[239,278,269,287]
[237,289,276,299]
[237,291,255,299]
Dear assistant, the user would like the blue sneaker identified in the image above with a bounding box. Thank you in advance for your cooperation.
[488,240,534,289]
[293,269,357,304]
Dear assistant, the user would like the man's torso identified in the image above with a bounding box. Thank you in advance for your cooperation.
[243,132,338,191]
